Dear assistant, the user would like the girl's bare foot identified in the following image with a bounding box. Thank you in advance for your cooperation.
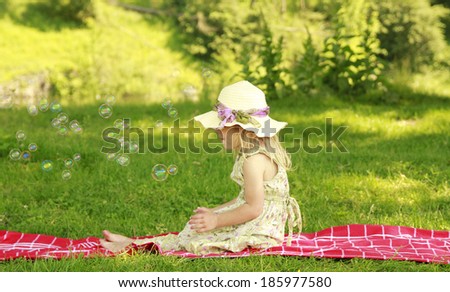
[99,238,132,253]
[99,230,134,253]
[102,230,133,243]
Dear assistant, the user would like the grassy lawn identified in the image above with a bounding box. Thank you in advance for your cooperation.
[0,91,449,271]
[1,0,450,272]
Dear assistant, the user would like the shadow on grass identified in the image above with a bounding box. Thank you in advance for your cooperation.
[8,2,87,32]
[0,1,8,18]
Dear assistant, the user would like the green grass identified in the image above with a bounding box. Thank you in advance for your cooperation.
[0,91,449,271]
[1,0,450,272]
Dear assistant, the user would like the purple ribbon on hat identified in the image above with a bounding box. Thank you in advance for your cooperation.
[213,102,270,128]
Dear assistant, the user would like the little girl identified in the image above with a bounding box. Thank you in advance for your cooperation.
[100,80,302,255]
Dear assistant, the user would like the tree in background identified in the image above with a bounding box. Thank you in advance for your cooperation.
[374,0,449,71]
[318,0,387,95]
[290,26,323,95]
[234,11,287,100]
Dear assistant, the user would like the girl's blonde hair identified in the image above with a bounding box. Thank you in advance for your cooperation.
[229,125,292,171]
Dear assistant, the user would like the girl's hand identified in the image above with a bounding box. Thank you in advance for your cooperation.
[189,207,218,233]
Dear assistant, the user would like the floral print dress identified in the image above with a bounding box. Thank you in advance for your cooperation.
[132,148,302,255]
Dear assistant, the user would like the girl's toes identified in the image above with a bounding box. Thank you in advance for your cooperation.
[102,230,113,241]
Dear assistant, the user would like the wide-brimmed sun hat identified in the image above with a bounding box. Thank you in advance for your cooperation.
[193,80,287,137]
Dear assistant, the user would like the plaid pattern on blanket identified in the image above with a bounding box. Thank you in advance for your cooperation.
[1,224,449,264]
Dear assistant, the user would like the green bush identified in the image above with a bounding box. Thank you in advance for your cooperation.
[232,12,288,100]
[291,26,323,94]
[319,0,387,95]
[255,14,287,100]
[175,0,261,61]
[373,0,449,71]
[48,0,96,24]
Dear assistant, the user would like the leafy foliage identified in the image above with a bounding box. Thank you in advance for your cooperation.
[234,12,287,100]
[175,0,261,61]
[48,0,96,25]
[291,26,323,94]
[373,0,449,71]
[319,0,387,95]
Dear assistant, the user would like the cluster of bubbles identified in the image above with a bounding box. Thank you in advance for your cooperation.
[52,113,83,135]
[27,97,83,135]
[5,95,84,181]
[95,88,184,177]
[149,96,181,180]
[151,164,178,181]
[103,118,134,166]
[97,94,116,119]
[41,153,81,180]
[8,130,38,161]
[8,129,81,181]
[161,97,178,119]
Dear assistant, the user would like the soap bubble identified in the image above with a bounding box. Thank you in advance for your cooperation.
[28,143,38,152]
[152,164,168,181]
[51,118,61,128]
[64,158,74,168]
[38,98,49,112]
[129,142,139,153]
[107,131,120,139]
[98,104,113,118]
[72,125,83,134]
[106,152,119,161]
[114,119,124,129]
[73,153,81,162]
[183,84,197,99]
[50,102,62,113]
[57,126,69,136]
[16,130,26,141]
[168,108,178,118]
[41,160,53,172]
[69,120,79,129]
[57,113,69,124]
[106,95,116,105]
[62,170,72,180]
[161,98,172,109]
[9,149,21,160]
[201,67,212,78]
[155,120,163,128]
[27,104,38,116]
[167,164,178,175]
[69,120,83,133]
[116,154,130,166]
[21,151,31,160]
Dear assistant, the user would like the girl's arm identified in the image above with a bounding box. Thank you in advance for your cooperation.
[215,154,265,228]
[210,197,238,212]
[215,202,260,228]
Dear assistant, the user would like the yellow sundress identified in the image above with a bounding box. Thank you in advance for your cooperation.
[132,148,302,255]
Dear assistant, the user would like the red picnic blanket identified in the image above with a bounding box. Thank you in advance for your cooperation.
[1,224,449,264]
